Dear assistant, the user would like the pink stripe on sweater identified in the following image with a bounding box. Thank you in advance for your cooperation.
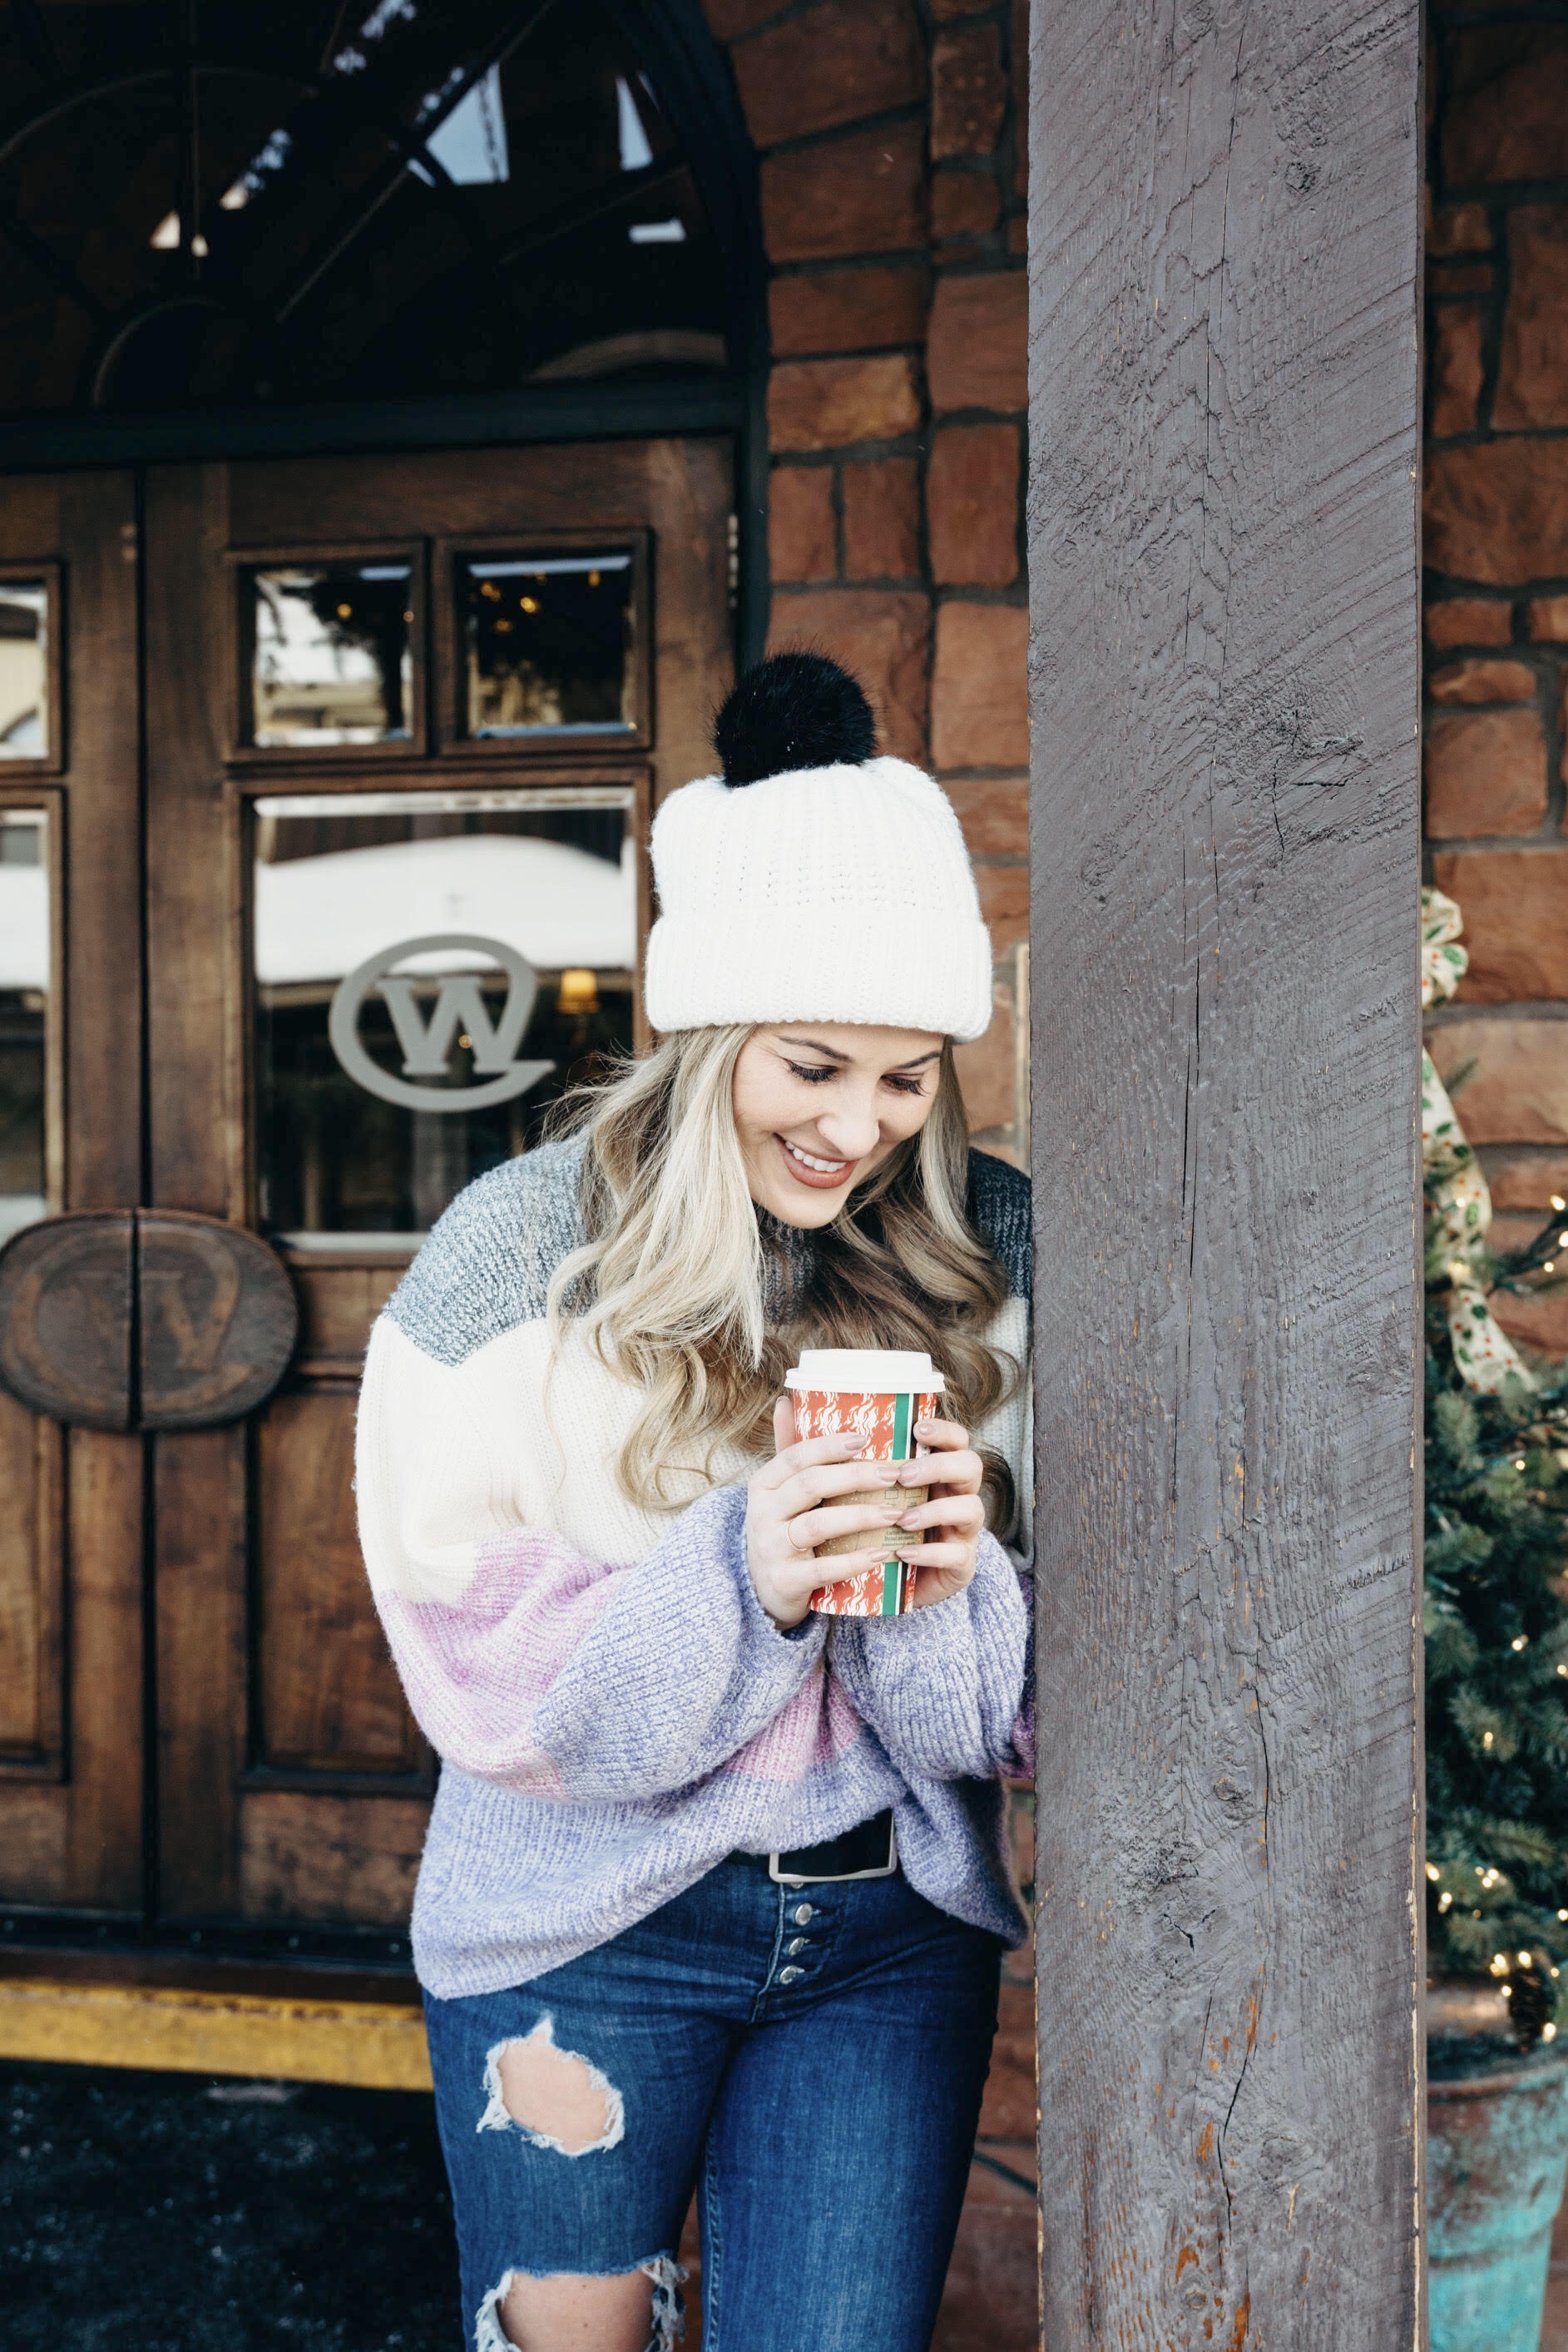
[721,1661,865,1784]
[377,1528,622,1795]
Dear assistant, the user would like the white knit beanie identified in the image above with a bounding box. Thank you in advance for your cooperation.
[644,653,995,1042]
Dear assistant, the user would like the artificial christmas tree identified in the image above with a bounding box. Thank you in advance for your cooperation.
[1422,888,1568,2352]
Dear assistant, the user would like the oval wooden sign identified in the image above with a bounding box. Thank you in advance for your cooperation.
[136,1211,299,1431]
[0,1210,299,1431]
[0,1211,134,1430]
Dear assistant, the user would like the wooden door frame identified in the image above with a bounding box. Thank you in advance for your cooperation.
[1026,2,1426,2344]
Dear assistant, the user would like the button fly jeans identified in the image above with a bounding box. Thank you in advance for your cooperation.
[423,1853,1004,2352]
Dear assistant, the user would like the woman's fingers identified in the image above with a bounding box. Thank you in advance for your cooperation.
[789,1498,912,1552]
[894,1537,974,1569]
[772,1460,902,1522]
[894,1493,984,1534]
[754,1431,870,1491]
[913,1415,971,1453]
[896,1447,983,1495]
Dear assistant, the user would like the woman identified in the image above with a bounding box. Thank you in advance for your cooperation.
[357,652,1034,2352]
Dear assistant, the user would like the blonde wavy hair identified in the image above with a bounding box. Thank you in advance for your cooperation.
[547,1027,1022,1521]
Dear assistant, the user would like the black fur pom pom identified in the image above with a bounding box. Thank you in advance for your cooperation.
[713,651,877,787]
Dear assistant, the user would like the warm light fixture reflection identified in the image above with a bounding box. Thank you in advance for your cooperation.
[557,968,599,1016]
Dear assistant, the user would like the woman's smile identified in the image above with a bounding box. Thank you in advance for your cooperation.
[776,1133,855,1189]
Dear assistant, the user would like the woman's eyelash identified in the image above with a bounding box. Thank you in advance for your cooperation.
[785,1061,927,1095]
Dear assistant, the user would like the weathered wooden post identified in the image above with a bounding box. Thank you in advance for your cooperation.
[1026,5,1425,2345]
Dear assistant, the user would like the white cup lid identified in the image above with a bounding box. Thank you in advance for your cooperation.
[784,1348,943,1394]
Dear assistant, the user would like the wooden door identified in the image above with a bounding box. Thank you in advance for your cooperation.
[0,473,144,1917]
[141,439,734,1934]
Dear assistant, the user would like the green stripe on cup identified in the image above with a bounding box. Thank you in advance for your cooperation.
[883,1394,915,1613]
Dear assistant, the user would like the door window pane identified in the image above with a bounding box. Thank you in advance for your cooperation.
[246,561,413,747]
[0,810,48,1240]
[253,789,637,1242]
[461,552,635,737]
[0,583,47,759]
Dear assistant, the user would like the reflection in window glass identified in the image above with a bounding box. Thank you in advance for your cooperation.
[248,562,413,747]
[0,584,47,759]
[253,790,637,1241]
[0,810,48,1241]
[462,553,635,738]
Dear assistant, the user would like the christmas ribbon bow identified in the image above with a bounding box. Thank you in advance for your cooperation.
[1422,886,1535,1394]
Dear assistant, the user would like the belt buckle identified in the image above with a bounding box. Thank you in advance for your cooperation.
[768,1817,898,1886]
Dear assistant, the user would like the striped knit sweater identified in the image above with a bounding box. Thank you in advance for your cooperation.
[356,1133,1035,1998]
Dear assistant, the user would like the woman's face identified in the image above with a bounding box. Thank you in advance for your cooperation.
[732,1022,946,1228]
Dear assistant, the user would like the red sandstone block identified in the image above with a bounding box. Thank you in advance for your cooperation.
[1428,657,1536,705]
[768,587,930,761]
[1427,599,1513,649]
[1425,440,1568,587]
[976,860,1029,945]
[769,266,928,357]
[931,0,992,15]
[769,467,836,582]
[842,456,921,580]
[927,423,1020,585]
[1487,1153,1568,1210]
[1443,27,1568,185]
[1424,709,1548,837]
[932,600,1029,769]
[976,1980,1036,2139]
[931,2160,1039,2352]
[1429,305,1483,438]
[761,122,927,264]
[1496,208,1568,429]
[932,171,1002,241]
[732,0,923,151]
[1006,213,1026,255]
[928,273,1027,412]
[1431,848,1568,1001]
[945,774,1029,855]
[1530,596,1568,641]
[953,986,1016,1134]
[1492,1284,1568,1364]
[1428,1020,1568,1145]
[932,22,1007,159]
[768,354,922,452]
[1430,201,1491,257]
[1431,263,1493,297]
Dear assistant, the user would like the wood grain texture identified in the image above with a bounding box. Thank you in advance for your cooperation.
[256,1389,419,1774]
[238,1790,427,1926]
[153,1426,247,1919]
[1025,7,1424,2346]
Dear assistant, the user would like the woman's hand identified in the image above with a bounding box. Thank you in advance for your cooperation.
[891,1414,987,1610]
[746,1400,987,1629]
[747,1399,915,1629]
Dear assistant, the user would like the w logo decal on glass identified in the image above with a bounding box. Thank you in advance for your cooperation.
[328,933,556,1113]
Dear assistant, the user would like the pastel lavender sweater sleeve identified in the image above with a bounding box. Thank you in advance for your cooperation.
[828,1533,1034,1781]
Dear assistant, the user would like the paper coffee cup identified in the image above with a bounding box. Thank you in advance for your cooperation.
[784,1349,945,1618]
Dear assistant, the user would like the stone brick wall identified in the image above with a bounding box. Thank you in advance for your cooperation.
[702,0,1031,1162]
[1423,12,1568,1356]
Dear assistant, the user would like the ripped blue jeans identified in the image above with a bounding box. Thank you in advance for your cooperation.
[423,1852,1003,2352]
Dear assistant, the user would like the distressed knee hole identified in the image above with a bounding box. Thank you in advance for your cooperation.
[476,2255,685,2352]
[477,2016,626,2156]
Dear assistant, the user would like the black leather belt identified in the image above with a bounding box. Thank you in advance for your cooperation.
[732,1809,898,1886]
